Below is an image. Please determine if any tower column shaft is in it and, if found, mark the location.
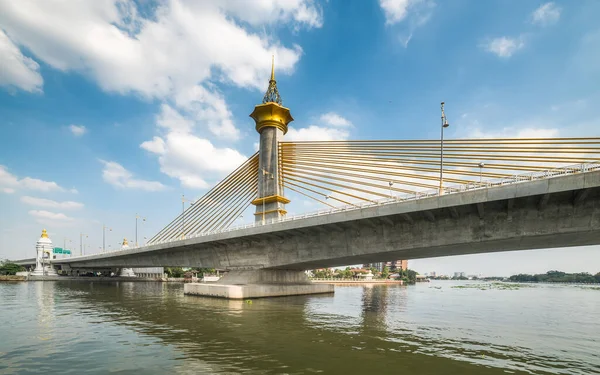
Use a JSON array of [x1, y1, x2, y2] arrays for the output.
[[256, 127, 285, 222]]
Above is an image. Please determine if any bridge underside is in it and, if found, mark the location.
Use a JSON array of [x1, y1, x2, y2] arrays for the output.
[[53, 171, 600, 271]]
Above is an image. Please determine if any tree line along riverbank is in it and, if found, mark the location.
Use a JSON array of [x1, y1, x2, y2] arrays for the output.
[[508, 270, 600, 283]]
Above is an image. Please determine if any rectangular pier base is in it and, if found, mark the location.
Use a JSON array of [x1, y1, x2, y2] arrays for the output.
[[184, 269, 334, 299]]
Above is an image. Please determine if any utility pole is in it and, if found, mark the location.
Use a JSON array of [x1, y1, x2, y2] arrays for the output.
[[102, 224, 112, 252], [80, 233, 87, 256], [181, 195, 195, 239], [439, 102, 450, 195], [135, 213, 146, 247]]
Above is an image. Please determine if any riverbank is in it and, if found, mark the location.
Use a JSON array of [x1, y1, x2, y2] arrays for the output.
[[7, 275, 190, 282], [311, 279, 403, 285], [0, 275, 27, 282]]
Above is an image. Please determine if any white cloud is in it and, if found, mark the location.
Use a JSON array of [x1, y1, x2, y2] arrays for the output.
[[69, 124, 87, 136], [481, 36, 524, 58], [219, 0, 323, 28], [0, 29, 43, 93], [379, 0, 414, 24], [0, 0, 316, 97], [532, 2, 561, 26], [0, 165, 72, 193], [379, 0, 435, 47], [173, 85, 239, 140], [141, 107, 248, 189], [20, 196, 84, 210], [28, 210, 74, 224], [286, 125, 350, 142], [319, 112, 352, 127], [99, 160, 167, 191]]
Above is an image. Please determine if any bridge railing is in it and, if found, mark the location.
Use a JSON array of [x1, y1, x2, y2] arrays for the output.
[[89, 162, 600, 254]]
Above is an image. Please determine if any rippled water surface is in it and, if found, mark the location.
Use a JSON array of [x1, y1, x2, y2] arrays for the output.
[[1, 281, 599, 374]]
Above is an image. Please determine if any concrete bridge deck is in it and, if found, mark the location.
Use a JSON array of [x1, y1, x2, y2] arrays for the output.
[[48, 169, 600, 270]]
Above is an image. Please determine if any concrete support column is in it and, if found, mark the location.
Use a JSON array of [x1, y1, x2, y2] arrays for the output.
[[184, 269, 334, 299], [254, 126, 289, 223]]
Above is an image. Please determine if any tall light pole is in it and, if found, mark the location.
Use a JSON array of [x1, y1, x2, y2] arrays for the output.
[[63, 238, 72, 257], [135, 213, 146, 247], [478, 162, 485, 184], [102, 224, 112, 252], [80, 233, 88, 256], [388, 181, 394, 198], [181, 195, 195, 239], [439, 102, 450, 195]]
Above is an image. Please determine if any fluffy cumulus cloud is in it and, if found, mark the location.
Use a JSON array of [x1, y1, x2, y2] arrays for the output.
[[0, 29, 43, 93], [320, 112, 353, 127], [140, 106, 247, 189], [20, 196, 84, 210], [0, 0, 319, 96], [69, 124, 87, 136], [532, 2, 561, 26], [28, 210, 74, 225], [0, 165, 72, 193], [286, 112, 353, 141], [0, 0, 322, 190], [99, 160, 166, 191], [481, 36, 524, 58], [379, 0, 435, 47]]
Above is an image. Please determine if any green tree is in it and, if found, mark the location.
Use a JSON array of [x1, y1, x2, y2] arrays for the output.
[[165, 267, 185, 278], [381, 266, 390, 279], [0, 262, 25, 275]]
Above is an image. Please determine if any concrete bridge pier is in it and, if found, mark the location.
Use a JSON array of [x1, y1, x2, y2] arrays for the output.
[[184, 269, 334, 299]]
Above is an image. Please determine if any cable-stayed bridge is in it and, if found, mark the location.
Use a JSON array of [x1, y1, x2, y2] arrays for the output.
[[30, 61, 600, 298]]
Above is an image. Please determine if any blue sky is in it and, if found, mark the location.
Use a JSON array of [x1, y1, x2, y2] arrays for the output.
[[1, 0, 599, 275]]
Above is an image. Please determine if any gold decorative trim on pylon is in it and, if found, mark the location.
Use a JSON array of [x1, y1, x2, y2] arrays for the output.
[[251, 195, 291, 206], [250, 103, 294, 135], [253, 208, 288, 216]]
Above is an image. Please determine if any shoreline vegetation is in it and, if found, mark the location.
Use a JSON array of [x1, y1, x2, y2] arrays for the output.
[[508, 270, 600, 284]]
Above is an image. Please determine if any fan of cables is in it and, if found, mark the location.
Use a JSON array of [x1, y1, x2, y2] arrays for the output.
[[279, 138, 600, 207], [147, 153, 258, 244]]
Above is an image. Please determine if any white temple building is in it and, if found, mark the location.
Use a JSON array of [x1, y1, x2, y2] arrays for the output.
[[30, 229, 58, 276]]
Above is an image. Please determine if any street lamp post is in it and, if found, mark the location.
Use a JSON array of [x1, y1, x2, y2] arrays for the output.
[[439, 102, 450, 195], [388, 181, 394, 198], [478, 162, 485, 184], [181, 195, 195, 239], [102, 224, 112, 252], [80, 233, 88, 256], [63, 238, 72, 257], [135, 213, 146, 247]]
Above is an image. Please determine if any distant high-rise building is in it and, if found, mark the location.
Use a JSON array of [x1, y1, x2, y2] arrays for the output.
[[364, 260, 408, 273], [430, 271, 437, 277], [364, 262, 384, 272], [453, 272, 466, 278]]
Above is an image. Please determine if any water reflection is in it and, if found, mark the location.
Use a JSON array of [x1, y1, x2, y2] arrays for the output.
[[1, 281, 599, 375]]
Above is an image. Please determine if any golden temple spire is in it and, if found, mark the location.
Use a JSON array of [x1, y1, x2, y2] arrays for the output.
[[41, 229, 48, 238], [123, 238, 128, 246], [262, 55, 282, 105], [270, 55, 275, 82]]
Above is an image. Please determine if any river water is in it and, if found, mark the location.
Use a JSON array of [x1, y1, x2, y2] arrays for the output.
[[0, 280, 598, 375]]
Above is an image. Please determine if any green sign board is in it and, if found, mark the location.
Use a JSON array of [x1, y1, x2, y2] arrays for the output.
[[53, 248, 71, 255]]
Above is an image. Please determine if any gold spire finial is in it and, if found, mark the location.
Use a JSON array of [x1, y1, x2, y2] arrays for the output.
[[123, 238, 128, 246], [41, 229, 48, 238], [262, 56, 282, 105], [270, 55, 275, 82]]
